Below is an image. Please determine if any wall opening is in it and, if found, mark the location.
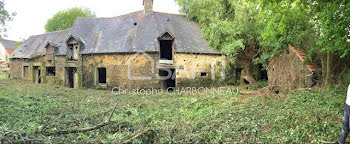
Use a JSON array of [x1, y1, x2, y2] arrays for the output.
[[259, 64, 268, 80], [98, 67, 107, 84], [46, 67, 56, 76], [159, 68, 176, 91], [66, 67, 76, 88], [23, 66, 29, 79], [46, 45, 55, 63], [200, 72, 208, 77], [33, 66, 41, 84], [67, 38, 80, 61], [235, 67, 243, 84], [68, 44, 79, 61], [160, 40, 173, 60]]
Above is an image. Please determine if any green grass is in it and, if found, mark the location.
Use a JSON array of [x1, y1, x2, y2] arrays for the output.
[[0, 72, 8, 79], [0, 79, 346, 143]]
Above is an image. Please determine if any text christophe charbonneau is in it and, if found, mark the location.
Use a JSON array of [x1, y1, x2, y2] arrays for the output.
[[112, 87, 239, 96]]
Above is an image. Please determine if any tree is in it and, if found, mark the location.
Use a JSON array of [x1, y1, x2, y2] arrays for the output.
[[45, 7, 95, 32], [311, 1, 350, 85], [177, 0, 350, 85], [176, 0, 265, 83], [256, 0, 317, 66], [176, 0, 261, 63], [0, 0, 16, 38]]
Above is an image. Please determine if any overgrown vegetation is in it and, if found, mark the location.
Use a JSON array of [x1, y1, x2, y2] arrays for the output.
[[0, 79, 346, 143], [176, 0, 350, 85], [0, 0, 16, 38], [0, 72, 8, 79]]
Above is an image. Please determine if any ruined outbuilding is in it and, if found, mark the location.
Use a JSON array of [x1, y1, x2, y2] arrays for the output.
[[9, 0, 226, 89], [267, 45, 317, 90]]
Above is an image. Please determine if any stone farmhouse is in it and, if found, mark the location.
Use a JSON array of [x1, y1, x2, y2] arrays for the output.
[[9, 0, 226, 89]]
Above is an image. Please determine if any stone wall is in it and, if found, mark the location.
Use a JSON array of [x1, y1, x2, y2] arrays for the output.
[[9, 58, 24, 79], [82, 53, 160, 89], [9, 56, 66, 85], [173, 53, 226, 87], [9, 52, 226, 89]]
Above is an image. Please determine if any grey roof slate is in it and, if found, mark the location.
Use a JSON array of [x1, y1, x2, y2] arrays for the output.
[[12, 11, 220, 59], [11, 29, 71, 59], [0, 39, 17, 50]]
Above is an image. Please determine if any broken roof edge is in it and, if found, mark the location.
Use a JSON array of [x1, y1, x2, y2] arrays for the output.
[[288, 45, 317, 72]]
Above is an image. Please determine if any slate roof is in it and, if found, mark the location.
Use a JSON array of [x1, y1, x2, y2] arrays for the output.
[[11, 29, 71, 59], [0, 39, 17, 50], [12, 11, 220, 59]]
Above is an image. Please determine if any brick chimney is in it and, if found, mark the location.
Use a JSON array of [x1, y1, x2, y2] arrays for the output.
[[143, 0, 153, 15]]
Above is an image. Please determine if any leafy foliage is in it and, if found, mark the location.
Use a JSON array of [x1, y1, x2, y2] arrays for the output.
[[256, 0, 317, 65], [313, 1, 350, 57], [0, 0, 16, 38], [176, 0, 350, 67], [15, 41, 22, 47], [176, 0, 262, 62], [45, 7, 95, 32]]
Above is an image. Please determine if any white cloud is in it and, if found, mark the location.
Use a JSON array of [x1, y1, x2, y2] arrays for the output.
[[4, 0, 180, 40]]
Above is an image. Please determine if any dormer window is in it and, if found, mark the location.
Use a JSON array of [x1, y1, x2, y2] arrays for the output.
[[66, 36, 83, 61], [45, 43, 58, 64], [158, 31, 174, 65]]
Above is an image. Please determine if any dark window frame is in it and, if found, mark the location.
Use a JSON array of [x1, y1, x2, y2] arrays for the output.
[[46, 67, 56, 76]]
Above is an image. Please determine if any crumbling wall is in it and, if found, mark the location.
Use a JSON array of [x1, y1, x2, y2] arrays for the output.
[[9, 58, 24, 79], [267, 51, 313, 89], [9, 56, 66, 85]]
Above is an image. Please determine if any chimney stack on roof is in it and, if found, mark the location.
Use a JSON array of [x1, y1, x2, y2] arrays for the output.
[[143, 0, 153, 15]]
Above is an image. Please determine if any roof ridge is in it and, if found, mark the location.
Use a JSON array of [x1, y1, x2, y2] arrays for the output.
[[76, 10, 184, 21], [78, 10, 143, 20], [30, 28, 72, 37], [153, 11, 184, 16]]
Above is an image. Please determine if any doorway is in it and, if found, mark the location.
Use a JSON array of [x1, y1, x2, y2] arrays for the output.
[[97, 67, 107, 84], [33, 66, 41, 84], [66, 67, 76, 88], [159, 68, 176, 91]]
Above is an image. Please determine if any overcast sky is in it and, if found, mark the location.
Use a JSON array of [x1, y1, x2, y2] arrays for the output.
[[4, 0, 181, 41]]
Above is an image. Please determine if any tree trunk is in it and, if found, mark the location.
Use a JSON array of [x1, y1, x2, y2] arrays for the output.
[[324, 52, 332, 86], [321, 53, 326, 84]]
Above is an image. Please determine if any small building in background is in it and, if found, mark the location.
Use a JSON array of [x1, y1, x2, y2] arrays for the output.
[[0, 39, 17, 73], [267, 45, 317, 90]]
